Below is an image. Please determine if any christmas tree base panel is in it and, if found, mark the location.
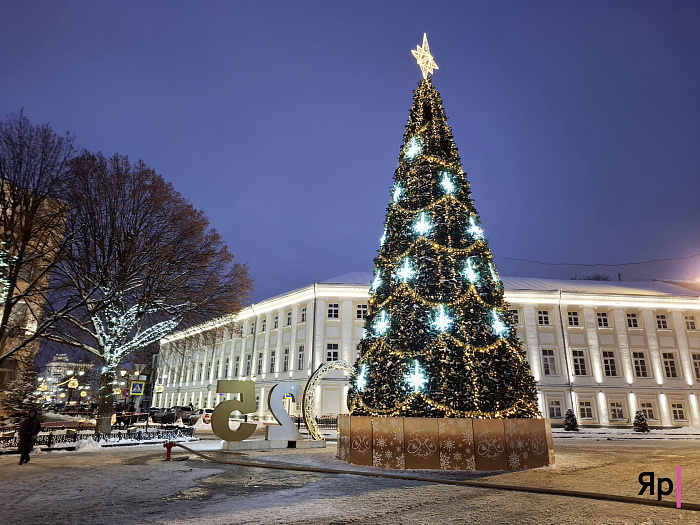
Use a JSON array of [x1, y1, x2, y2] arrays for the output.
[[337, 415, 554, 471]]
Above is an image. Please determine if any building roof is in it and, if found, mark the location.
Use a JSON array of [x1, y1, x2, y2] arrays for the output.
[[320, 273, 699, 298]]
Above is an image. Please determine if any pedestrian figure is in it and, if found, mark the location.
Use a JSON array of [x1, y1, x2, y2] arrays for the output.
[[18, 409, 41, 465]]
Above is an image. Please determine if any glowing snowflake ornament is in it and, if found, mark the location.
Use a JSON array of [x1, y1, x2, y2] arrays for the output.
[[404, 136, 421, 159], [356, 364, 368, 391], [373, 310, 390, 336], [395, 258, 415, 283], [432, 305, 453, 332], [491, 309, 509, 337], [462, 257, 479, 284], [467, 217, 483, 239], [405, 360, 428, 393], [393, 186, 404, 203], [440, 172, 455, 194], [412, 212, 432, 236]]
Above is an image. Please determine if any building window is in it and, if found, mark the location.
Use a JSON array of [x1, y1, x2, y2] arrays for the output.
[[627, 313, 639, 328], [245, 354, 252, 376], [283, 348, 290, 372], [541, 348, 556, 375], [548, 400, 562, 418], [268, 351, 276, 374], [207, 361, 212, 380], [257, 353, 263, 375], [300, 307, 306, 323], [597, 312, 609, 328], [214, 360, 220, 379], [261, 319, 266, 332], [662, 352, 678, 378], [224, 358, 229, 377], [568, 311, 579, 327], [671, 403, 686, 421], [602, 351, 617, 377], [328, 303, 339, 319], [572, 349, 587, 376], [250, 322, 255, 335], [198, 363, 203, 381], [656, 314, 668, 330], [273, 315, 278, 329], [297, 345, 305, 370], [234, 356, 240, 377], [610, 402, 625, 420], [685, 315, 697, 331], [579, 401, 594, 419], [502, 309, 516, 325], [326, 343, 339, 362], [287, 311, 292, 326], [633, 352, 649, 378], [357, 304, 368, 320], [693, 354, 700, 381], [639, 402, 655, 420], [538, 310, 550, 326], [191, 366, 196, 382]]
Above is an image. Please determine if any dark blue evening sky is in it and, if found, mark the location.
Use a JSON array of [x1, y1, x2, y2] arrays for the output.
[[2, 0, 699, 302]]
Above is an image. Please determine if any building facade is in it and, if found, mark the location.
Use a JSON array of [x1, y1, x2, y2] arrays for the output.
[[155, 274, 700, 427]]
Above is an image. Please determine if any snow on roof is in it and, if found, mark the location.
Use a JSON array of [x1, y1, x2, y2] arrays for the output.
[[319, 273, 699, 297]]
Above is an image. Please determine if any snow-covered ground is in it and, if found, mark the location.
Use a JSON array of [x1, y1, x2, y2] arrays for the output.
[[553, 425, 700, 438], [0, 436, 696, 524]]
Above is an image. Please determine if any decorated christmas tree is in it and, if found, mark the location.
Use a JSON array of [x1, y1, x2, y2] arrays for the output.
[[563, 409, 579, 431], [348, 35, 539, 420], [633, 410, 649, 433]]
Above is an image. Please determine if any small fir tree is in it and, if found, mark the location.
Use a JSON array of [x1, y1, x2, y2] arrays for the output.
[[633, 410, 650, 433], [348, 36, 539, 419], [0, 367, 42, 425], [563, 409, 579, 431]]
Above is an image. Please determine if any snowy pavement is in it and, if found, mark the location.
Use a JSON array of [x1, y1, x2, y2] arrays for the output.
[[0, 436, 698, 524]]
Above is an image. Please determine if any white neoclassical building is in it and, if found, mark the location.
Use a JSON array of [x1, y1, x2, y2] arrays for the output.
[[155, 274, 700, 427]]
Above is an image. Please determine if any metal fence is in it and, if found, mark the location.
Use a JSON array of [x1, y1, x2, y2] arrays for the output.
[[292, 415, 338, 430], [0, 427, 195, 451]]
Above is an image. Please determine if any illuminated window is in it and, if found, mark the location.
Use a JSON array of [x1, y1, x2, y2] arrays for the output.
[[602, 351, 617, 377], [656, 314, 668, 330], [627, 313, 639, 328], [328, 303, 339, 319], [662, 352, 678, 378], [671, 403, 686, 421], [609, 402, 625, 420], [326, 343, 339, 362], [568, 311, 579, 327], [597, 312, 609, 328], [579, 401, 594, 419], [541, 348, 556, 375], [685, 315, 697, 331], [538, 310, 550, 326], [357, 304, 368, 320], [297, 346, 305, 370], [548, 400, 562, 418], [640, 402, 655, 420], [572, 349, 587, 376], [509, 309, 519, 324], [633, 352, 649, 378]]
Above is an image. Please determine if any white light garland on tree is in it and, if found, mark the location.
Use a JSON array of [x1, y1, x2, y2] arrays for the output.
[[439, 172, 455, 194], [491, 308, 509, 337], [393, 186, 404, 203], [489, 262, 499, 282], [380, 229, 387, 246], [356, 364, 368, 391], [371, 270, 382, 292], [412, 211, 433, 236], [467, 216, 483, 239], [462, 257, 479, 284], [404, 136, 421, 159], [405, 359, 428, 393], [373, 310, 390, 336], [395, 257, 416, 283], [431, 304, 453, 332]]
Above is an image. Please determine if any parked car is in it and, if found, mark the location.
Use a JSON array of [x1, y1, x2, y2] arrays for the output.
[[152, 406, 192, 424], [188, 408, 214, 425]]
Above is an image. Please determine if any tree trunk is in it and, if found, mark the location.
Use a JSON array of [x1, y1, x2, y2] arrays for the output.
[[96, 371, 115, 434]]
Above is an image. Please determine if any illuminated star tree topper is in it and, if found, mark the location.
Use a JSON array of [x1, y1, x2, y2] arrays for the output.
[[411, 33, 439, 79]]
